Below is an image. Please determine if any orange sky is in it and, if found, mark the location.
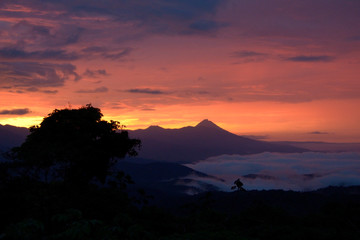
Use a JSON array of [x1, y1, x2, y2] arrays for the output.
[[0, 0, 360, 142]]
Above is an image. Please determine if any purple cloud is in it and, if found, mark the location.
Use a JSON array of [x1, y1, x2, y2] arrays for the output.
[[125, 88, 166, 95], [76, 86, 108, 93], [0, 48, 79, 61], [285, 55, 334, 62], [81, 47, 133, 60], [232, 50, 268, 58], [1, 0, 226, 37], [0, 108, 30, 115], [83, 69, 108, 78], [0, 62, 80, 89], [308, 131, 329, 135]]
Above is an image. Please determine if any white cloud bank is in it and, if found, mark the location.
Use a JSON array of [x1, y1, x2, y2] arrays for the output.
[[185, 152, 360, 191]]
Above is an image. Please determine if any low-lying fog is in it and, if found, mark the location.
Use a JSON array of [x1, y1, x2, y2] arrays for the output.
[[185, 152, 360, 191]]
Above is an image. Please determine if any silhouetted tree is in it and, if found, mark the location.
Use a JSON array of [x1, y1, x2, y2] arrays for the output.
[[231, 178, 245, 191], [12, 104, 140, 185]]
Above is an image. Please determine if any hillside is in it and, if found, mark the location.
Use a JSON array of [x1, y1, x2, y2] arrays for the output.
[[115, 161, 224, 195]]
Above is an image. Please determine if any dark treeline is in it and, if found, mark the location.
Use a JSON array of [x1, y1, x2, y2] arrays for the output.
[[1, 179, 360, 240], [1, 105, 360, 239]]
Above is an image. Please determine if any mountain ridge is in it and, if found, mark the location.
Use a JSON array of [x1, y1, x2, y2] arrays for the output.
[[0, 124, 29, 151], [1, 120, 308, 163], [129, 119, 307, 163]]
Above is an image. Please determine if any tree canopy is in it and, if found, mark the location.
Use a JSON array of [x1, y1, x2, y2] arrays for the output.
[[231, 178, 245, 191], [12, 104, 141, 185]]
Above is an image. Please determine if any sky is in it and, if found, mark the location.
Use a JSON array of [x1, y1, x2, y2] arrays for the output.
[[0, 0, 360, 142]]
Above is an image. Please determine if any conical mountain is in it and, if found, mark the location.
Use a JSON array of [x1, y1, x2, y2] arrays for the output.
[[129, 120, 306, 163], [196, 119, 221, 128]]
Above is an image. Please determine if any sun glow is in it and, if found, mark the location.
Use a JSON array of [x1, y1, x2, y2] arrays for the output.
[[0, 116, 43, 128]]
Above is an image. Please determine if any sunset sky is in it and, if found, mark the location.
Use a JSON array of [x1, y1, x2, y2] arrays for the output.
[[0, 0, 359, 142]]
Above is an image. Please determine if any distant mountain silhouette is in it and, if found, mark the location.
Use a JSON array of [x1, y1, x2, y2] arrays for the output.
[[0, 121, 307, 163], [129, 120, 306, 163], [0, 124, 28, 151]]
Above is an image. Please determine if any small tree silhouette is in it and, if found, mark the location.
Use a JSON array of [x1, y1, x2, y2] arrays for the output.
[[12, 104, 141, 186], [231, 178, 246, 191]]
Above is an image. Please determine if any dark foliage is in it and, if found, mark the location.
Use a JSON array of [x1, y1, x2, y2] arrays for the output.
[[10, 104, 140, 185], [1, 181, 360, 239], [231, 178, 245, 191]]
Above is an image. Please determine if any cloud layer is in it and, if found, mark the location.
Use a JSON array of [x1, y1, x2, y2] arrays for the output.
[[186, 152, 360, 191], [0, 62, 79, 91], [125, 88, 167, 95], [285, 55, 334, 62], [76, 86, 108, 93], [0, 108, 30, 115]]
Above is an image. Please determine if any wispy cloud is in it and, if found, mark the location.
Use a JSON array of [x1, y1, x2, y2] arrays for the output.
[[76, 86, 108, 93], [8, 20, 84, 48], [83, 69, 108, 78], [285, 55, 334, 62], [308, 131, 328, 135], [232, 50, 268, 58], [102, 48, 133, 60], [42, 90, 58, 94], [231, 50, 269, 64], [0, 62, 80, 90], [14, 87, 58, 94], [81, 47, 133, 60], [0, 48, 79, 61], [0, 108, 30, 115], [125, 88, 166, 95]]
